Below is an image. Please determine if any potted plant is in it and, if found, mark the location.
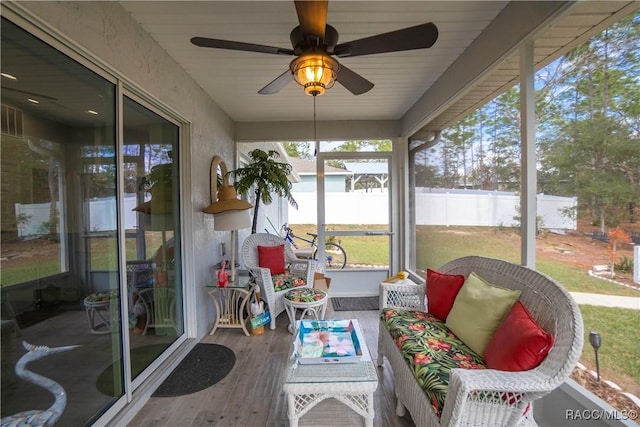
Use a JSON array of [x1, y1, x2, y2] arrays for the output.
[[135, 152, 174, 215], [231, 149, 297, 234]]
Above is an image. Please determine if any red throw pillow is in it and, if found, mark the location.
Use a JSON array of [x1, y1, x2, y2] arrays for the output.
[[257, 244, 286, 275], [483, 301, 555, 371], [426, 269, 465, 321]]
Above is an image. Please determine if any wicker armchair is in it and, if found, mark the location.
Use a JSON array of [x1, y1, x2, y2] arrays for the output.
[[378, 256, 584, 426], [126, 260, 155, 334], [241, 233, 316, 330]]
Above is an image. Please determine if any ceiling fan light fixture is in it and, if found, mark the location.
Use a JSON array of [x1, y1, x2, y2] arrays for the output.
[[191, 2, 438, 97], [290, 53, 339, 96]]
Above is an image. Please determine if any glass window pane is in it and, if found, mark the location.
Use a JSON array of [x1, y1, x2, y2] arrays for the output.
[[322, 157, 390, 271], [1, 17, 120, 424], [410, 111, 522, 276], [123, 96, 182, 380]]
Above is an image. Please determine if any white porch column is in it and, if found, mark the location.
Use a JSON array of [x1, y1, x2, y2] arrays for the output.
[[520, 41, 536, 268]]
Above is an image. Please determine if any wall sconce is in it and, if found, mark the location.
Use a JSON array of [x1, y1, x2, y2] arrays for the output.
[[203, 156, 252, 282]]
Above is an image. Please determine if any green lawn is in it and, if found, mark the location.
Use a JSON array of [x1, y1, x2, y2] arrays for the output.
[[0, 258, 61, 286], [578, 305, 640, 395], [416, 226, 639, 297], [1, 232, 166, 286], [291, 224, 389, 266]]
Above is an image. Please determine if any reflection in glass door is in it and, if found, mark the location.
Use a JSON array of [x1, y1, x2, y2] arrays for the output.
[[123, 96, 183, 389], [0, 17, 184, 425], [0, 17, 121, 425]]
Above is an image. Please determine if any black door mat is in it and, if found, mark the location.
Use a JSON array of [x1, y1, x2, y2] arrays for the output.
[[152, 343, 235, 397], [97, 343, 235, 397], [331, 296, 379, 311]]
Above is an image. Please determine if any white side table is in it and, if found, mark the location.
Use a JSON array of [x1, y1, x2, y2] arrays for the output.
[[207, 272, 254, 336], [83, 291, 118, 334], [283, 288, 328, 334]]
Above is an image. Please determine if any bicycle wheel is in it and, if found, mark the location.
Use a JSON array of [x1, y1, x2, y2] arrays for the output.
[[314, 242, 347, 269]]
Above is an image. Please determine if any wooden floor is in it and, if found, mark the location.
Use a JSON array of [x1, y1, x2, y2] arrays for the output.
[[129, 304, 416, 426]]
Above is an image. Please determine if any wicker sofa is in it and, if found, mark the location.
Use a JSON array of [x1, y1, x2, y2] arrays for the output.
[[378, 256, 584, 426]]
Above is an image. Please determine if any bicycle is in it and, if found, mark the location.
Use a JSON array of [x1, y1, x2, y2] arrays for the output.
[[281, 223, 347, 269]]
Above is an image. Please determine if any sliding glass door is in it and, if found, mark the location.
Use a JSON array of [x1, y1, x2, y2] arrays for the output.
[[123, 96, 183, 389], [0, 17, 183, 424]]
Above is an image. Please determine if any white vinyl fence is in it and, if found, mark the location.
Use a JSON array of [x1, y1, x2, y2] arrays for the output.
[[288, 189, 576, 229], [15, 190, 576, 238], [15, 194, 139, 237]]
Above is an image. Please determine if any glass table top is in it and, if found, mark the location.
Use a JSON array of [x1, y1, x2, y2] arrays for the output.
[[284, 359, 378, 384], [205, 271, 253, 289]]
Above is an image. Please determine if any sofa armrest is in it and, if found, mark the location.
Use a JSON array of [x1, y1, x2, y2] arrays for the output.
[[442, 368, 551, 426], [380, 282, 426, 311]]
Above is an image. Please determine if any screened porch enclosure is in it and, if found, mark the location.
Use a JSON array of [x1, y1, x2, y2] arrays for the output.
[[1, 1, 637, 426]]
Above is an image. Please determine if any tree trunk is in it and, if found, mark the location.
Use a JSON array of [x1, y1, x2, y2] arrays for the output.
[[47, 156, 58, 237], [251, 188, 261, 234]]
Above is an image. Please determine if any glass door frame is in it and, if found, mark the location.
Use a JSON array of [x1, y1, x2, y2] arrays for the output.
[[117, 87, 189, 399], [315, 149, 396, 273]]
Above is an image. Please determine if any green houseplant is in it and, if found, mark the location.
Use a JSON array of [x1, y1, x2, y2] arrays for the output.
[[231, 149, 297, 234], [135, 152, 175, 215]]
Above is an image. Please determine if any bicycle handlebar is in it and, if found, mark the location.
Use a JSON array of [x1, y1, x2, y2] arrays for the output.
[[282, 223, 320, 241], [281, 223, 296, 240]]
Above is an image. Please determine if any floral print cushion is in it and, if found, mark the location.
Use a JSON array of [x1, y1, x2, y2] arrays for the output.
[[381, 308, 486, 418], [272, 273, 307, 292], [284, 288, 327, 302], [84, 289, 119, 303]]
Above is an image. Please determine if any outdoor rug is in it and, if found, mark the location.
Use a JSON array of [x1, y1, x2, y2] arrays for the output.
[[331, 296, 379, 311], [96, 343, 235, 397], [152, 343, 235, 397]]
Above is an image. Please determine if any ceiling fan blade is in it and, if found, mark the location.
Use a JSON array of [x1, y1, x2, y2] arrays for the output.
[[294, 0, 328, 40], [258, 70, 293, 95], [336, 64, 374, 95], [334, 22, 438, 58], [191, 37, 294, 56]]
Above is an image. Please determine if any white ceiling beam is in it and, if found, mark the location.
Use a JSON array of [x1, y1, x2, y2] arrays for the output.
[[235, 120, 399, 142]]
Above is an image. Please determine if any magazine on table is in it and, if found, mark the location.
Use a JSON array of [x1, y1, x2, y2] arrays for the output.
[[292, 319, 363, 364]]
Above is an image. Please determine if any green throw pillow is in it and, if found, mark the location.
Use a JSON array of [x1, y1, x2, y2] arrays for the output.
[[445, 272, 521, 356]]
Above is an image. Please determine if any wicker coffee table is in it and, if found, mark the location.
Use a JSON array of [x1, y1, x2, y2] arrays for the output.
[[282, 319, 378, 426]]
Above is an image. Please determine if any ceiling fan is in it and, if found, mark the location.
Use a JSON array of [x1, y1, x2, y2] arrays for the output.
[[191, 0, 438, 96]]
